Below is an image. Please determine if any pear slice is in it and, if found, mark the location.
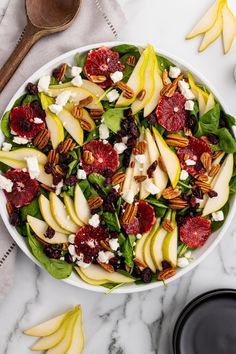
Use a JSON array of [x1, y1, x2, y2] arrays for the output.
[[64, 193, 84, 227], [49, 80, 105, 100], [76, 264, 135, 285], [0, 148, 47, 164], [39, 194, 69, 234], [199, 3, 224, 52], [203, 93, 215, 115], [222, 3, 236, 54], [143, 218, 161, 273], [203, 154, 233, 216], [49, 192, 79, 233], [131, 45, 155, 115], [57, 109, 83, 146], [145, 128, 168, 195], [186, 0, 224, 39], [152, 127, 180, 188], [65, 105, 96, 132], [162, 212, 178, 267], [74, 184, 91, 224], [139, 136, 153, 200], [150, 210, 171, 270], [76, 267, 106, 286], [122, 156, 135, 195], [47, 86, 104, 110], [45, 111, 64, 149], [134, 232, 150, 263], [130, 155, 141, 197], [116, 47, 149, 107], [31, 310, 75, 351], [187, 72, 208, 116], [27, 216, 68, 244], [144, 45, 163, 117], [24, 312, 67, 337], [66, 306, 84, 354]]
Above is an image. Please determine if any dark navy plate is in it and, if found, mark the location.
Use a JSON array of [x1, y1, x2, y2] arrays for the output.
[[173, 289, 236, 354]]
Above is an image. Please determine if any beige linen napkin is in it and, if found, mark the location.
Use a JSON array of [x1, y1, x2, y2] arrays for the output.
[[0, 0, 126, 302]]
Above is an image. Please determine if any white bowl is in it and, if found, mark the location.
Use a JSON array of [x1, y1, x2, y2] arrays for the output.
[[1, 42, 235, 293]]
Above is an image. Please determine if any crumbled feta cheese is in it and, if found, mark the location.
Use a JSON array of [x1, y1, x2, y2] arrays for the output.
[[38, 75, 50, 92], [60, 256, 65, 261], [33, 117, 43, 125], [68, 234, 76, 244], [49, 104, 63, 115], [109, 238, 119, 251], [106, 89, 120, 102], [88, 214, 100, 227], [77, 259, 91, 268], [13, 136, 29, 145], [55, 180, 64, 196], [102, 140, 108, 144], [77, 169, 86, 180], [99, 123, 109, 140], [180, 170, 189, 181], [136, 234, 142, 240], [145, 181, 160, 195], [122, 190, 134, 204], [11, 129, 17, 135], [178, 80, 189, 92], [185, 159, 196, 166], [169, 66, 181, 79], [113, 184, 120, 192], [22, 168, 27, 172], [184, 251, 192, 259], [135, 154, 146, 164], [68, 244, 76, 256], [184, 100, 195, 111], [122, 136, 128, 144], [184, 89, 195, 100], [98, 251, 114, 264], [114, 142, 127, 154], [1, 142, 12, 151], [110, 71, 123, 83], [177, 257, 189, 268], [55, 90, 71, 106], [71, 66, 82, 77], [212, 211, 224, 222], [117, 250, 122, 256], [24, 157, 40, 179], [71, 75, 83, 87], [0, 175, 13, 192]]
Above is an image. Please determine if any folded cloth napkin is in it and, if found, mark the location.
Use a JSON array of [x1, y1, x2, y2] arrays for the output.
[[0, 0, 126, 302]]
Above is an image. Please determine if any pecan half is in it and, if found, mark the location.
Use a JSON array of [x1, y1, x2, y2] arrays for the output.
[[97, 259, 114, 273], [6, 201, 14, 216], [72, 105, 83, 119], [169, 198, 188, 209], [133, 257, 147, 269], [212, 151, 222, 159], [200, 136, 210, 144], [162, 219, 174, 232], [78, 96, 93, 108], [121, 203, 138, 224], [194, 173, 209, 182], [79, 119, 92, 131], [160, 74, 184, 97], [88, 196, 103, 209], [90, 109, 104, 118], [200, 152, 212, 172], [112, 171, 126, 186], [162, 187, 181, 200], [209, 163, 220, 177], [40, 184, 56, 192], [134, 175, 147, 183], [194, 180, 212, 193], [90, 75, 107, 83], [52, 164, 65, 176], [165, 134, 189, 148], [34, 129, 50, 150], [162, 69, 171, 85], [136, 140, 147, 154], [83, 150, 94, 164], [157, 267, 176, 281], [137, 89, 146, 101], [48, 149, 59, 164], [100, 240, 112, 252], [53, 63, 67, 81], [126, 55, 136, 66], [115, 81, 134, 99], [58, 138, 76, 154]]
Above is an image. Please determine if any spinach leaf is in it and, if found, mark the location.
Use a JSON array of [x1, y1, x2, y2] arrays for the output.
[[88, 172, 111, 195], [16, 224, 28, 237], [13, 94, 27, 108], [39, 93, 54, 110], [0, 162, 10, 173], [22, 95, 39, 105], [78, 180, 92, 199], [230, 175, 236, 194], [27, 224, 72, 279], [102, 108, 127, 133], [50, 76, 59, 85], [120, 51, 141, 82], [211, 202, 230, 232], [66, 185, 75, 198], [111, 44, 139, 54], [217, 128, 236, 153], [195, 104, 220, 137], [21, 199, 41, 222], [155, 206, 167, 218], [121, 234, 136, 269], [118, 233, 126, 247], [145, 198, 168, 208], [221, 112, 236, 129], [1, 111, 11, 138], [67, 160, 78, 177], [191, 102, 199, 119], [75, 52, 87, 76], [157, 55, 174, 72], [103, 212, 120, 231], [85, 128, 99, 143]]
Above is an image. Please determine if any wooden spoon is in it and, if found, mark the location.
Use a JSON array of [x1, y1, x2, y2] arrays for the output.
[[0, 0, 81, 93]]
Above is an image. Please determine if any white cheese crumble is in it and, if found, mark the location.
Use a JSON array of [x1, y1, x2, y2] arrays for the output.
[[34, 117, 43, 124], [135, 154, 146, 164], [169, 66, 181, 79], [38, 75, 50, 93], [0, 175, 13, 192], [1, 142, 12, 151], [98, 251, 114, 264], [55, 90, 71, 106], [68, 234, 76, 244], [110, 71, 123, 83], [76, 259, 91, 268], [177, 257, 189, 268], [184, 251, 192, 259], [99, 123, 109, 140], [178, 80, 195, 100], [77, 169, 87, 180], [13, 136, 29, 145], [185, 100, 195, 111], [113, 184, 120, 192], [22, 168, 27, 172], [88, 214, 100, 227], [11, 129, 17, 135], [71, 75, 83, 87], [185, 159, 196, 166], [106, 89, 120, 102], [122, 190, 134, 204], [184, 89, 195, 100], [180, 170, 189, 181], [145, 181, 160, 195], [55, 180, 64, 196], [71, 66, 82, 77], [49, 104, 63, 115], [24, 157, 40, 179], [212, 211, 224, 222], [109, 238, 119, 251], [136, 234, 142, 240], [122, 136, 128, 144], [114, 142, 127, 154]]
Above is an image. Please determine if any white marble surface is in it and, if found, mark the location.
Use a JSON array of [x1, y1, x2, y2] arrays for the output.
[[1, 0, 236, 353]]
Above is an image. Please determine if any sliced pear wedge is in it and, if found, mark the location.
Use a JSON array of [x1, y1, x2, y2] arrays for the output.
[[49, 80, 105, 98], [57, 109, 83, 146], [222, 3, 236, 54], [134, 232, 150, 263], [24, 312, 67, 337], [0, 148, 47, 164], [162, 212, 178, 268], [45, 111, 64, 149], [203, 93, 215, 115], [74, 184, 91, 224], [75, 267, 106, 286], [64, 193, 84, 227], [66, 305, 84, 354], [143, 218, 161, 273], [187, 72, 208, 116], [122, 156, 135, 195], [27, 216, 68, 244]]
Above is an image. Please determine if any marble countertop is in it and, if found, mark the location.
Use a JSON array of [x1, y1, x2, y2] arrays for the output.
[[1, 0, 236, 353]]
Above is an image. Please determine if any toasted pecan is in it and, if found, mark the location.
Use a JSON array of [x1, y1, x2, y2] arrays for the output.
[[200, 152, 212, 172], [162, 187, 181, 200], [97, 259, 114, 273], [209, 164, 220, 177], [48, 149, 59, 164], [165, 134, 189, 148], [115, 81, 134, 99], [88, 196, 103, 210], [126, 55, 136, 66], [78, 96, 93, 108], [121, 203, 138, 224], [33, 129, 50, 150], [134, 175, 147, 183], [133, 257, 147, 269], [83, 150, 94, 164], [158, 267, 176, 281], [90, 75, 107, 83], [169, 197, 188, 209], [112, 171, 126, 186], [162, 219, 174, 232]]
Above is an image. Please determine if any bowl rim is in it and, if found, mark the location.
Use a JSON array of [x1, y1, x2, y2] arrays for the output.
[[1, 41, 235, 294]]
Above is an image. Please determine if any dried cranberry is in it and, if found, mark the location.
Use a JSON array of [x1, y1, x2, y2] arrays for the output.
[[60, 153, 73, 164], [44, 162, 53, 174], [115, 132, 123, 142], [208, 190, 218, 198], [123, 147, 132, 168], [141, 268, 153, 283], [83, 254, 93, 264], [9, 211, 20, 226], [51, 250, 61, 259], [44, 246, 53, 258], [53, 174, 63, 185], [26, 82, 38, 95], [65, 252, 74, 264], [30, 101, 45, 119], [44, 226, 55, 239], [147, 160, 157, 178], [65, 176, 78, 186], [52, 67, 61, 80], [129, 119, 140, 138], [103, 168, 113, 178], [161, 260, 171, 270], [147, 113, 157, 125], [195, 161, 204, 172], [190, 197, 197, 208], [176, 215, 186, 226], [186, 116, 196, 129], [207, 133, 219, 145], [104, 177, 112, 186], [192, 187, 203, 199], [109, 257, 120, 270], [183, 193, 191, 201], [120, 119, 129, 131], [127, 137, 137, 148], [132, 265, 142, 277]]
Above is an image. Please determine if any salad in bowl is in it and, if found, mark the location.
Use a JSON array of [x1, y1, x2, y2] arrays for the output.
[[0, 43, 236, 292]]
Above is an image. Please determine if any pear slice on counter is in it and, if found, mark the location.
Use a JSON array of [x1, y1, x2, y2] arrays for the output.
[[66, 306, 84, 354], [24, 312, 67, 337], [222, 3, 236, 53], [27, 216, 68, 244]]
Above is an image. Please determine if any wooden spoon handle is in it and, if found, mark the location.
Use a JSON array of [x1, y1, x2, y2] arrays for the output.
[[0, 23, 42, 93]]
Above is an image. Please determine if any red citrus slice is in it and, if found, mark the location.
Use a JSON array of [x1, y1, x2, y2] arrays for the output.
[[4, 169, 39, 208], [84, 47, 125, 88], [10, 104, 45, 139], [74, 225, 108, 263], [121, 200, 156, 235], [82, 141, 119, 175], [177, 136, 211, 174], [156, 93, 188, 131], [180, 216, 211, 248]]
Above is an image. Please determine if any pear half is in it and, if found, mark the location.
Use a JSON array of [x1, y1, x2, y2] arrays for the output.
[[24, 312, 67, 337], [66, 305, 84, 354], [27, 216, 68, 244], [222, 3, 236, 54], [57, 109, 84, 146], [45, 111, 64, 149]]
